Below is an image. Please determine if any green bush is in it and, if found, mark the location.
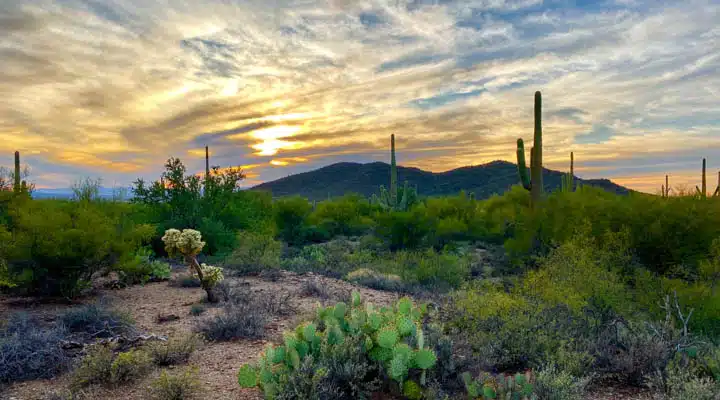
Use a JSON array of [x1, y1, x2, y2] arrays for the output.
[[147, 334, 202, 366], [70, 344, 115, 388], [377, 249, 470, 291], [2, 200, 154, 297], [374, 208, 433, 250], [308, 194, 374, 237], [117, 248, 171, 285], [110, 349, 152, 383], [149, 367, 201, 400], [274, 196, 314, 245], [238, 293, 443, 399], [223, 231, 281, 274]]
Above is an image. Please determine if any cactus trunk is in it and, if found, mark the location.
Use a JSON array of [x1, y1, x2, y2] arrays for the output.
[[666, 175, 669, 198], [205, 146, 210, 196], [13, 151, 20, 193], [516, 139, 530, 190], [390, 134, 397, 207], [530, 91, 543, 206], [702, 158, 707, 198]]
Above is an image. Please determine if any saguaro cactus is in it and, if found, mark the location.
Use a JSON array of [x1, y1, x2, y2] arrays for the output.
[[516, 91, 544, 206], [696, 158, 707, 198], [390, 134, 397, 206], [714, 171, 720, 197], [13, 151, 20, 193], [561, 152, 574, 193], [662, 175, 671, 198]]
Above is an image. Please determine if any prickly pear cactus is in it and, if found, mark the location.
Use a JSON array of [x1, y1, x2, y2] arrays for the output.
[[237, 292, 437, 398]]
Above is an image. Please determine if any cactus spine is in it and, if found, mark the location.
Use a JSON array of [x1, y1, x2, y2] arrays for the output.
[[516, 91, 544, 206], [13, 151, 20, 193], [696, 158, 707, 198]]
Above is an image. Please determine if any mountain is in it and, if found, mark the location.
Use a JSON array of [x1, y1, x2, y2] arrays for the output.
[[251, 160, 632, 200]]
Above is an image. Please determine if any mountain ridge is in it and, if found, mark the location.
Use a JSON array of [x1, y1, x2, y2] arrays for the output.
[[251, 160, 632, 200]]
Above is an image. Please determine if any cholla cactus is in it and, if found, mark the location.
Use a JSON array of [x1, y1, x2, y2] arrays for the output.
[[162, 228, 223, 302]]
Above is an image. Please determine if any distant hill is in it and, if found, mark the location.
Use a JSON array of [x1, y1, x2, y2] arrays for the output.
[[32, 187, 128, 200], [251, 160, 632, 200]]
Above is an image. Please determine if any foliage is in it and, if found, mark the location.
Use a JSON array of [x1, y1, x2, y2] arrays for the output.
[[110, 349, 153, 383], [1, 199, 154, 297], [533, 365, 589, 400], [148, 367, 202, 400], [147, 334, 202, 366], [60, 302, 135, 340], [377, 249, 470, 291], [238, 292, 441, 399], [308, 194, 374, 237], [345, 269, 407, 293], [70, 344, 116, 388], [0, 313, 71, 385], [189, 304, 206, 316], [223, 231, 281, 274], [117, 248, 171, 285], [462, 370, 537, 400], [196, 303, 268, 341], [71, 177, 103, 202], [273, 196, 322, 245]]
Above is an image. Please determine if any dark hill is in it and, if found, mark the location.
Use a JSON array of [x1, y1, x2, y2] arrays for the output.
[[251, 160, 632, 200]]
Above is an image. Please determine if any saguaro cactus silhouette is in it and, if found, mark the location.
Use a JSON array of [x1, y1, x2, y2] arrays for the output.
[[13, 151, 20, 193], [696, 158, 707, 198], [516, 91, 544, 206]]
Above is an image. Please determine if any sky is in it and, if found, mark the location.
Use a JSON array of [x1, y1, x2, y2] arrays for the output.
[[0, 0, 718, 194]]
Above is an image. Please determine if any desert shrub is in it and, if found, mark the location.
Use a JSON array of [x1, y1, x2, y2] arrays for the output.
[[60, 302, 135, 340], [117, 248, 171, 285], [308, 194, 375, 237], [238, 293, 445, 399], [147, 333, 202, 366], [345, 268, 407, 292], [647, 358, 720, 400], [374, 208, 433, 250], [169, 274, 201, 288], [274, 196, 315, 245], [282, 240, 373, 278], [299, 278, 334, 299], [196, 303, 267, 341], [2, 199, 154, 297], [70, 344, 115, 388], [534, 365, 589, 400], [148, 366, 201, 400], [223, 231, 281, 274], [255, 291, 296, 316], [110, 349, 153, 383], [0, 313, 71, 385], [189, 304, 206, 316], [214, 280, 252, 304], [377, 249, 470, 291]]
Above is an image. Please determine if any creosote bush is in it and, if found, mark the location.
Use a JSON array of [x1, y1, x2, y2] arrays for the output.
[[196, 302, 268, 341]]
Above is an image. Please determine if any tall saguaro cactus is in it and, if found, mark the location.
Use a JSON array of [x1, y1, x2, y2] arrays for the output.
[[13, 151, 20, 193], [662, 175, 670, 198], [390, 134, 397, 206], [561, 152, 574, 193], [372, 134, 417, 211], [516, 91, 544, 206], [715, 171, 720, 197]]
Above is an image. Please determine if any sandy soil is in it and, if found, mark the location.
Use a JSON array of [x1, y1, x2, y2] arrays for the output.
[[0, 271, 651, 400], [0, 271, 399, 400]]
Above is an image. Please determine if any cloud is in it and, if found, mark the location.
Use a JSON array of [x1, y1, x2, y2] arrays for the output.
[[0, 0, 718, 193]]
